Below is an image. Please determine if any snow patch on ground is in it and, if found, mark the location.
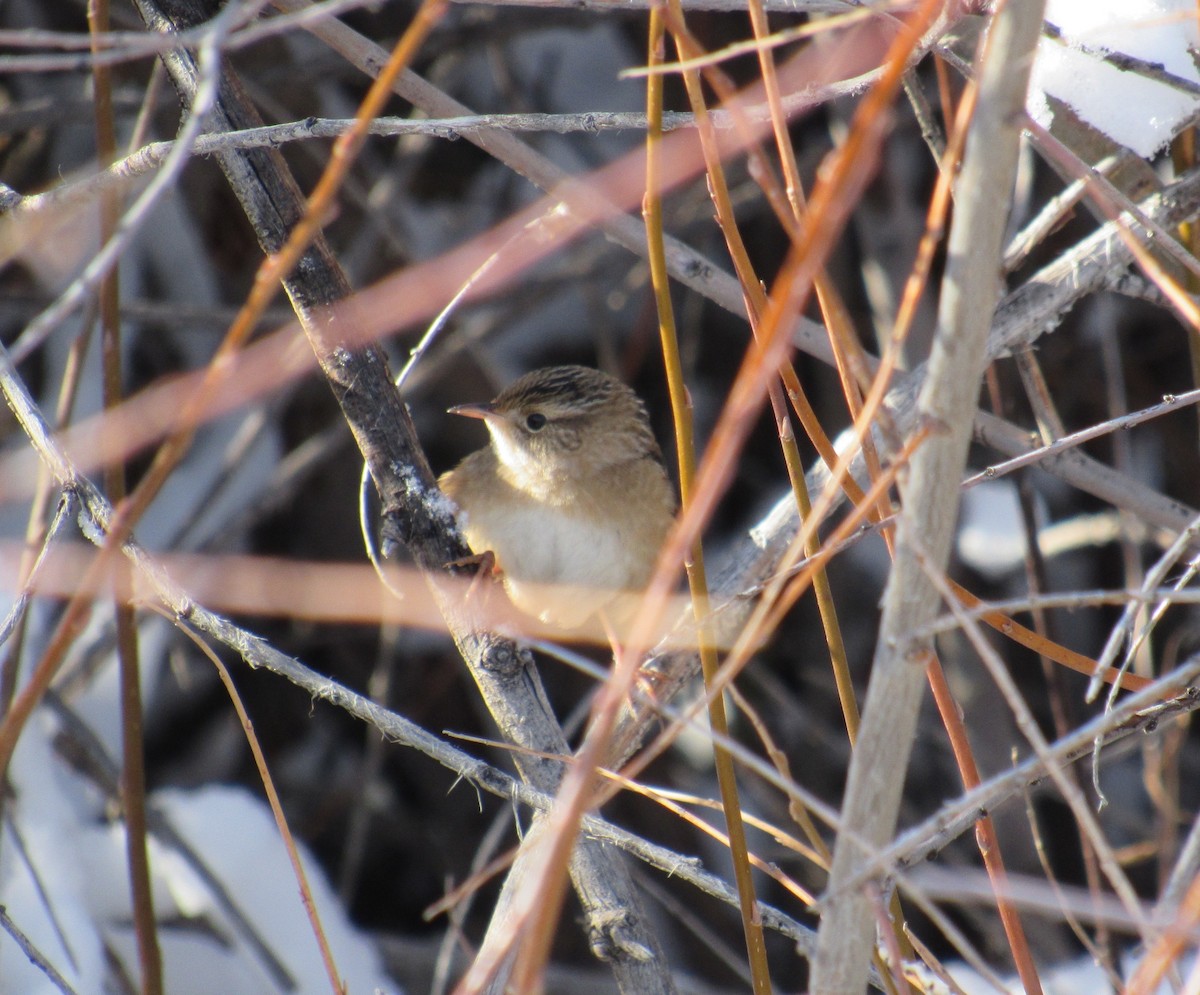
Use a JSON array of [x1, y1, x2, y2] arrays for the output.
[[0, 714, 397, 994]]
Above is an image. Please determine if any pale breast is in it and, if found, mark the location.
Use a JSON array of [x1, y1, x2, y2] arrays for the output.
[[463, 500, 644, 627], [441, 448, 674, 629]]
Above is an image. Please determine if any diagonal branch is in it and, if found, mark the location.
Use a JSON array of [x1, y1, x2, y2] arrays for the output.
[[127, 0, 675, 990]]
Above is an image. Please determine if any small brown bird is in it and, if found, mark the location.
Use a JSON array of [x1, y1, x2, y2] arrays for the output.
[[438, 366, 677, 630]]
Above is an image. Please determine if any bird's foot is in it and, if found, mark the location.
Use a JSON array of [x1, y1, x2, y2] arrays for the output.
[[632, 664, 670, 707], [444, 549, 498, 577], [446, 550, 506, 623]]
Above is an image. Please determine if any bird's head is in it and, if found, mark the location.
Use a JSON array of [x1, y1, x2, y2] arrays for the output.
[[448, 365, 662, 492]]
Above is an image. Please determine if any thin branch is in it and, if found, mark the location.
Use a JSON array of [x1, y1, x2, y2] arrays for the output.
[[87, 0, 163, 983], [1042, 19, 1200, 98], [967, 388, 1200, 489], [906, 866, 1167, 937], [0, 905, 80, 995], [448, 0, 857, 10], [0, 492, 78, 651], [916, 587, 1200, 642], [3, 114, 703, 202], [181, 620, 345, 994], [870, 677, 1200, 886], [44, 692, 296, 990], [651, 2, 771, 988], [1, 0, 238, 366], [972, 408, 1200, 542], [0, 339, 824, 968]]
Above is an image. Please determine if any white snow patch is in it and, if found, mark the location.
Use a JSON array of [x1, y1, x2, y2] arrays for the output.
[[952, 948, 1197, 994], [957, 479, 1029, 579], [1029, 0, 1200, 157], [0, 723, 399, 995]]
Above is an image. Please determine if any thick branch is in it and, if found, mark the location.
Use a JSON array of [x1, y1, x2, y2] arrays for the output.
[[810, 3, 1047, 992], [129, 0, 674, 989]]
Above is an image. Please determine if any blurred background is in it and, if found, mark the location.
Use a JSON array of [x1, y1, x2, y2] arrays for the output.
[[2, 0, 1199, 991]]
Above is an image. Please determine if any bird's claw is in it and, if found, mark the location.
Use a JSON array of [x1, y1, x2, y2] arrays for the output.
[[444, 550, 498, 577]]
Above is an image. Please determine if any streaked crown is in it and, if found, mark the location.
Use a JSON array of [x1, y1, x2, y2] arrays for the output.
[[451, 365, 664, 489]]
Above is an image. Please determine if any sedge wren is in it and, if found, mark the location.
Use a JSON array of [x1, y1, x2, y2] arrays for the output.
[[438, 366, 677, 630]]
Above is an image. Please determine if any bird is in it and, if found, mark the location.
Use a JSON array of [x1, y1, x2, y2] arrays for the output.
[[438, 365, 677, 631]]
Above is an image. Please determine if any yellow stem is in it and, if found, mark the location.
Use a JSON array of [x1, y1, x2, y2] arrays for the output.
[[644, 8, 772, 992]]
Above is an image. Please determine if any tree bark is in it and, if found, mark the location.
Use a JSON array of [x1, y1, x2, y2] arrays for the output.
[[130, 1, 676, 990], [809, 2, 1048, 991]]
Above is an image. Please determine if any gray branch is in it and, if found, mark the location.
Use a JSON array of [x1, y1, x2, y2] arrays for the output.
[[810, 2, 1047, 991], [0, 326, 827, 976], [448, 0, 856, 10], [127, 0, 675, 989], [0, 905, 79, 995]]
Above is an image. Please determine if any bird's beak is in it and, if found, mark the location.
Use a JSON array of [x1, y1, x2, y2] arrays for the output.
[[447, 402, 498, 421]]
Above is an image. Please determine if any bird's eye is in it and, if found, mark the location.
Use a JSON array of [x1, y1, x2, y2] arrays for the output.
[[525, 412, 547, 431]]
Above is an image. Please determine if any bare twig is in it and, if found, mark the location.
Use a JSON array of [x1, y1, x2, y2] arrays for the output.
[[967, 389, 1200, 489], [0, 331, 822, 971], [44, 692, 296, 990], [1042, 19, 1200, 98], [113, 0, 676, 989], [449, 0, 856, 10], [864, 678, 1200, 886], [0, 905, 79, 995], [2, 0, 238, 366]]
